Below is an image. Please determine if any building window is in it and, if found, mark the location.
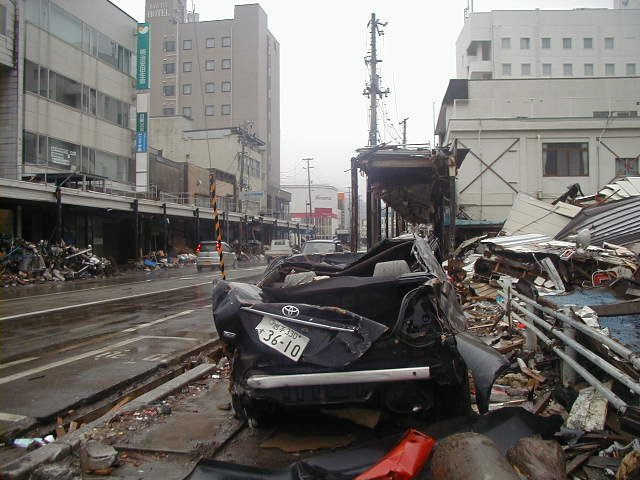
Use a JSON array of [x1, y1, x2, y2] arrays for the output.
[[501, 37, 510, 49], [502, 63, 511, 76], [222, 81, 231, 92], [222, 59, 231, 69], [541, 37, 551, 49], [163, 63, 176, 74], [221, 104, 231, 115], [182, 83, 192, 95], [50, 72, 82, 109], [183, 62, 192, 72], [25, 60, 39, 94], [626, 64, 636, 76], [584, 64, 594, 76], [183, 39, 192, 50], [182, 106, 192, 118], [542, 63, 552, 76], [605, 37, 614, 49], [0, 4, 7, 36], [205, 60, 215, 71], [164, 40, 176, 52], [521, 63, 531, 76], [563, 37, 572, 49], [605, 63, 615, 75], [520, 37, 530, 49], [205, 82, 215, 93], [616, 158, 639, 176], [162, 107, 175, 115], [48, 137, 79, 169], [563, 64, 573, 76], [543, 142, 589, 177], [205, 105, 215, 116], [206, 37, 215, 48], [583, 37, 593, 49], [163, 85, 175, 96], [222, 36, 231, 47]]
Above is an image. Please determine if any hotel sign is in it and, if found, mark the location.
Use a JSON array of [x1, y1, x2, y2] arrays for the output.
[[136, 23, 150, 90]]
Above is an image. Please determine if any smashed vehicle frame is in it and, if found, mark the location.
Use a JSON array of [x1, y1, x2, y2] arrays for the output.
[[212, 235, 508, 427]]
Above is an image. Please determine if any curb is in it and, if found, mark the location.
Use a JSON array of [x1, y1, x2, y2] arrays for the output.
[[0, 363, 220, 479]]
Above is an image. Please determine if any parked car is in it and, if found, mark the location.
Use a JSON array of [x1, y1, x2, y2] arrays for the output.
[[211, 235, 508, 427], [196, 241, 237, 272], [301, 239, 344, 255], [265, 239, 293, 262]]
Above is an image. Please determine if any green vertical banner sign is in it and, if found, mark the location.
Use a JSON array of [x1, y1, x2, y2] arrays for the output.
[[136, 23, 150, 89]]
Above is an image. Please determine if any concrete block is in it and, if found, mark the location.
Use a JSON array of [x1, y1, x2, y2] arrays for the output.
[[0, 443, 71, 480]]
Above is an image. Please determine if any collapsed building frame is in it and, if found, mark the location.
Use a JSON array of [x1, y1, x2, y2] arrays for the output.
[[350, 143, 469, 255]]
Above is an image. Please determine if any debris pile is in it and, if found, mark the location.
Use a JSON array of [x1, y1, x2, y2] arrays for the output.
[[0, 238, 114, 287], [129, 248, 198, 271], [447, 183, 640, 479]]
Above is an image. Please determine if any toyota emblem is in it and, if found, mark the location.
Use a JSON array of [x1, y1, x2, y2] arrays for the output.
[[282, 305, 300, 318]]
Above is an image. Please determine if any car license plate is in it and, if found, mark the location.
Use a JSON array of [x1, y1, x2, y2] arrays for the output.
[[255, 317, 309, 362], [203, 261, 212, 264]]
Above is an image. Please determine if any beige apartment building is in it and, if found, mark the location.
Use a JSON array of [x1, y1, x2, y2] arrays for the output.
[[145, 1, 285, 216], [1, 0, 137, 186]]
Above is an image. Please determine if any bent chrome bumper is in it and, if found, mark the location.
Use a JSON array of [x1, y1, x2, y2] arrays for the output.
[[247, 366, 431, 389]]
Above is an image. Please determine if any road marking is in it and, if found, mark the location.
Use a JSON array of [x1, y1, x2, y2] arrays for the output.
[[0, 265, 263, 304], [121, 310, 194, 333], [0, 267, 265, 322], [0, 412, 28, 422], [0, 335, 195, 385], [0, 356, 39, 370]]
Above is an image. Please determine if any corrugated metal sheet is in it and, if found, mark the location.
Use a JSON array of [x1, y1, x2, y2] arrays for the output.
[[555, 196, 640, 246], [481, 233, 553, 247], [502, 193, 582, 237], [577, 177, 640, 203]]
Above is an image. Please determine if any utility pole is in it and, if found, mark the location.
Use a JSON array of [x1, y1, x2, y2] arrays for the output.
[[364, 13, 389, 147], [363, 13, 388, 247], [400, 117, 409, 145], [303, 158, 313, 234]]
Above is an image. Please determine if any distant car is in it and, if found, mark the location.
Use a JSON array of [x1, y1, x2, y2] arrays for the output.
[[301, 239, 344, 255], [196, 241, 237, 272], [265, 239, 293, 262]]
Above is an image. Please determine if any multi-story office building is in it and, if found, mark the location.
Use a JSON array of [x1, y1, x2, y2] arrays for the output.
[[457, 4, 640, 80], [440, 3, 640, 223], [2, 0, 138, 188], [145, 1, 284, 216]]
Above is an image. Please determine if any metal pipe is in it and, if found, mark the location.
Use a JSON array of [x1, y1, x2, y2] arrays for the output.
[[511, 312, 628, 413], [247, 366, 431, 389], [513, 292, 640, 370], [511, 301, 640, 397]]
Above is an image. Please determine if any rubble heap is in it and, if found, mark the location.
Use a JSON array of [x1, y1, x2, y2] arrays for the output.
[[0, 237, 114, 287]]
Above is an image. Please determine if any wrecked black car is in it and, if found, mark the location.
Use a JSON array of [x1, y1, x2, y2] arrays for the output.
[[211, 235, 508, 427]]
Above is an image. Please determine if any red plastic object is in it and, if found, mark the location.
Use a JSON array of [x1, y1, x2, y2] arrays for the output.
[[355, 429, 436, 480]]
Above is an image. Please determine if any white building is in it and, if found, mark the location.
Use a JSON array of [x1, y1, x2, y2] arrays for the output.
[[441, 3, 640, 223], [437, 76, 640, 222], [457, 6, 640, 80], [282, 184, 338, 239]]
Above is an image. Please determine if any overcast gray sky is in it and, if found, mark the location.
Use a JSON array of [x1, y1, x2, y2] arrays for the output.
[[112, 0, 612, 191]]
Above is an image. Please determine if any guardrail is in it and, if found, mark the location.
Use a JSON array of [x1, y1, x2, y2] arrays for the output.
[[501, 283, 640, 414]]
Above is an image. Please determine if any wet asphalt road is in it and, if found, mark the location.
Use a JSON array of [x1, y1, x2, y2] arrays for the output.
[[0, 265, 265, 432]]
